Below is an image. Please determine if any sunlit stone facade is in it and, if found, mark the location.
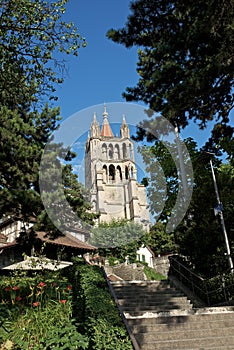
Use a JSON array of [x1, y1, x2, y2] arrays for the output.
[[85, 107, 150, 231]]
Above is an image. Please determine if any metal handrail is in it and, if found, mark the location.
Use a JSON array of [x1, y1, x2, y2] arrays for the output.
[[101, 267, 140, 350], [169, 255, 234, 306]]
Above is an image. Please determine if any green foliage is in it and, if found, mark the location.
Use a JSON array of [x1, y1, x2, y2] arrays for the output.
[[0, 0, 86, 105], [0, 0, 94, 239], [148, 222, 177, 255], [143, 265, 166, 280], [170, 255, 234, 306], [36, 160, 98, 237], [107, 0, 234, 147], [139, 137, 234, 276], [178, 158, 234, 276], [0, 269, 88, 350], [71, 262, 134, 350], [89, 219, 147, 263]]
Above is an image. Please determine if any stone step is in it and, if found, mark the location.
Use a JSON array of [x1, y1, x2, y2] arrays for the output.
[[117, 297, 191, 305], [113, 289, 180, 296], [135, 325, 234, 342], [124, 306, 192, 313], [125, 310, 192, 317], [112, 282, 172, 288], [111, 282, 173, 291], [114, 289, 183, 295], [137, 335, 234, 350], [111, 280, 169, 286], [130, 318, 234, 332], [110, 280, 234, 350], [127, 311, 234, 324]]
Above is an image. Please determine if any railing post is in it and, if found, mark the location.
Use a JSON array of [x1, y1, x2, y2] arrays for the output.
[[190, 270, 195, 295], [222, 275, 227, 303], [205, 282, 210, 306]]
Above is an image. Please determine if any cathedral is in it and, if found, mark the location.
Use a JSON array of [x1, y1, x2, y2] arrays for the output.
[[85, 106, 150, 231]]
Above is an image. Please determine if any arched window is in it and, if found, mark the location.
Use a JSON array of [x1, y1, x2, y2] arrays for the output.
[[103, 165, 107, 183], [109, 144, 114, 159], [125, 165, 129, 180], [102, 144, 107, 159], [109, 164, 115, 182], [114, 144, 120, 160], [123, 143, 127, 159], [116, 165, 122, 181], [129, 144, 133, 159]]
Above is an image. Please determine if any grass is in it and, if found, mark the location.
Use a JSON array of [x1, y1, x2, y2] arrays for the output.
[[143, 265, 167, 280]]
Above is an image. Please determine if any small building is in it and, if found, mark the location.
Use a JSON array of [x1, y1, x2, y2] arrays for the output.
[[0, 217, 96, 269], [137, 246, 155, 268]]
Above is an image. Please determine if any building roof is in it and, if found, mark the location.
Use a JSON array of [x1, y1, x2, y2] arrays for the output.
[[35, 231, 96, 251], [0, 232, 96, 252], [100, 106, 114, 137]]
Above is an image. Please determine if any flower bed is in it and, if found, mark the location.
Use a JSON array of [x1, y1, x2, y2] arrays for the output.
[[0, 269, 88, 349], [0, 260, 133, 350]]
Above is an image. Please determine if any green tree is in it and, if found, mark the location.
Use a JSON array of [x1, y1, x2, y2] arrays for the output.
[[178, 160, 234, 276], [37, 162, 98, 236], [0, 0, 86, 106], [107, 0, 234, 146], [89, 219, 147, 263], [0, 1, 94, 236], [140, 138, 234, 276], [0, 105, 59, 220], [148, 222, 177, 256]]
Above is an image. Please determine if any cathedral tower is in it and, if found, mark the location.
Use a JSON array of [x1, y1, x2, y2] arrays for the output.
[[85, 107, 150, 230]]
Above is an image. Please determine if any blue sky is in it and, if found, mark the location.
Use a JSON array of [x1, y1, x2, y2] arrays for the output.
[[56, 0, 138, 117], [55, 0, 220, 147], [52, 0, 232, 187]]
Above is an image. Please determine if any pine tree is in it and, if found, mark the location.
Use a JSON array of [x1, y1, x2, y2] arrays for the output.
[[0, 1, 95, 237], [107, 0, 234, 149]]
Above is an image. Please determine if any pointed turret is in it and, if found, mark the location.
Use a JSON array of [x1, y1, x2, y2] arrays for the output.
[[90, 112, 100, 138], [100, 105, 114, 137], [120, 114, 130, 139]]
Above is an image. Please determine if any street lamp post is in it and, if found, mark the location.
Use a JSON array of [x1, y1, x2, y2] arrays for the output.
[[209, 158, 233, 273]]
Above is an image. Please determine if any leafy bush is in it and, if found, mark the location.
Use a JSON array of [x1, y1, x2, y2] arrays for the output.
[[71, 259, 134, 350], [0, 269, 88, 350]]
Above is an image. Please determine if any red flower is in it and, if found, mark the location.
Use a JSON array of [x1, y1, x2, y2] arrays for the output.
[[5, 286, 11, 292], [66, 285, 72, 291], [51, 282, 57, 287], [33, 302, 39, 307], [37, 282, 46, 288], [16, 296, 22, 301], [60, 299, 67, 304], [12, 286, 20, 291]]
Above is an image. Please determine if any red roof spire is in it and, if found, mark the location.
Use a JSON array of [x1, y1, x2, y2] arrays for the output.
[[100, 105, 113, 137]]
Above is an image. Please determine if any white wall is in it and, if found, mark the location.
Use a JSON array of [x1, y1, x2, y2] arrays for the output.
[[137, 246, 154, 268]]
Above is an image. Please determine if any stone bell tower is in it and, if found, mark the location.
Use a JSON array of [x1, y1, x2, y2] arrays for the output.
[[85, 107, 150, 231]]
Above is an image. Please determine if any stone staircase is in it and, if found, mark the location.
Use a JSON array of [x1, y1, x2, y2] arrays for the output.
[[110, 280, 234, 350]]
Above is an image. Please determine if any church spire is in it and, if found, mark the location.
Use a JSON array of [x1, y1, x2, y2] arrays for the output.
[[100, 105, 114, 137], [90, 112, 100, 138], [120, 114, 130, 139]]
